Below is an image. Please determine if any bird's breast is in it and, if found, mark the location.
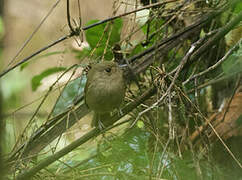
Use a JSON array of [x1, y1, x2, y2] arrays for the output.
[[86, 75, 125, 113]]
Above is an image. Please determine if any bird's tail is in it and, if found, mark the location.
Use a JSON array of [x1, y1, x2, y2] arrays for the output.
[[92, 112, 111, 128]]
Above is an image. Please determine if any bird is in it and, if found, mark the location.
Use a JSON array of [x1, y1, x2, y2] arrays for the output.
[[84, 61, 126, 128]]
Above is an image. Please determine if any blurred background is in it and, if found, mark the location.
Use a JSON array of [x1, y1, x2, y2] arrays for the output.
[[1, 0, 144, 159], [0, 0, 241, 179], [1, 0, 119, 155]]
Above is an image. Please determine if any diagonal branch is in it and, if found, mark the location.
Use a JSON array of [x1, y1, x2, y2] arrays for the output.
[[9, 6, 234, 163], [15, 86, 157, 180], [7, 0, 242, 171], [188, 9, 242, 67], [0, 0, 177, 78]]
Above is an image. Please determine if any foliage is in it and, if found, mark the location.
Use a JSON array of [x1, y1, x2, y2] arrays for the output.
[[233, 1, 242, 14], [52, 76, 86, 116], [47, 128, 225, 180], [129, 18, 165, 57], [222, 44, 242, 75], [76, 18, 123, 61], [31, 66, 66, 91], [4, 0, 242, 180]]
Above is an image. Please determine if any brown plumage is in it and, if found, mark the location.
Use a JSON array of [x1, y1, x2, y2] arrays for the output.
[[84, 61, 126, 128]]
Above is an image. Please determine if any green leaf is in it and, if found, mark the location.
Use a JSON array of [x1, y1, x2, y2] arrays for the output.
[[31, 67, 66, 91], [235, 115, 242, 126], [141, 18, 164, 40], [108, 18, 122, 45], [74, 47, 91, 60], [233, 1, 242, 14], [20, 62, 30, 71], [84, 18, 123, 60], [52, 76, 86, 116], [137, 120, 144, 128], [85, 20, 106, 49], [222, 46, 242, 75], [129, 44, 145, 57]]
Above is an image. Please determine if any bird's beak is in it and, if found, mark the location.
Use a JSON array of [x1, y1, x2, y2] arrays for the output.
[[118, 64, 128, 69]]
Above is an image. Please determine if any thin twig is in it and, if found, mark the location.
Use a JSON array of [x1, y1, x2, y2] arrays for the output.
[[131, 41, 199, 127], [66, 0, 75, 33], [15, 86, 157, 180], [221, 74, 241, 123], [0, 36, 69, 78], [168, 93, 174, 140], [187, 70, 242, 94], [9, 64, 79, 161], [184, 38, 242, 84], [6, 0, 61, 68], [0, 0, 177, 78], [179, 88, 242, 169], [189, 9, 242, 65]]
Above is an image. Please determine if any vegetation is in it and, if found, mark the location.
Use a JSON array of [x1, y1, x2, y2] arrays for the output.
[[1, 0, 242, 179]]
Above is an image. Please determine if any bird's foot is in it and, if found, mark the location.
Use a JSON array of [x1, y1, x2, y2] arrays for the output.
[[98, 120, 106, 131], [118, 109, 124, 117]]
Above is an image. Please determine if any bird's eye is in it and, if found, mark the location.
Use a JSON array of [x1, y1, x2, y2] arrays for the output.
[[105, 67, 111, 73]]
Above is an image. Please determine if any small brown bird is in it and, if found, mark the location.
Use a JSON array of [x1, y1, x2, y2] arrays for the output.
[[84, 61, 126, 128]]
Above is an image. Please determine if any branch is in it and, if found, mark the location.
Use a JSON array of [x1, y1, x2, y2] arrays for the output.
[[0, 36, 69, 78], [0, 0, 177, 78], [131, 40, 200, 127], [9, 6, 226, 162], [15, 86, 156, 180], [66, 0, 75, 33], [8, 0, 241, 166], [7, 103, 88, 162], [188, 9, 242, 66], [184, 38, 241, 84], [6, 0, 61, 69]]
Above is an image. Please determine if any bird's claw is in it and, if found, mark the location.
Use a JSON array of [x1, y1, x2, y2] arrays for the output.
[[98, 120, 105, 130], [118, 109, 124, 116]]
